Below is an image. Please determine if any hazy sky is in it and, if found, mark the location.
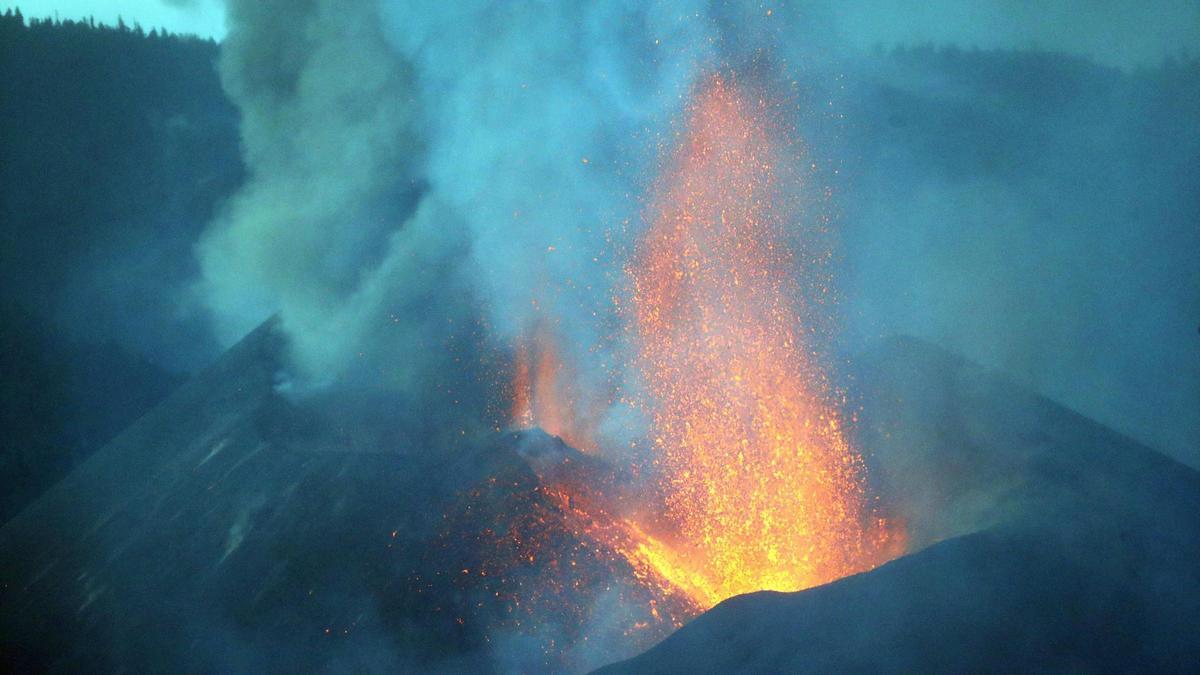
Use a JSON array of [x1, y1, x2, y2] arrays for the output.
[[835, 0, 1200, 69], [8, 0, 1199, 68], [12, 0, 226, 38]]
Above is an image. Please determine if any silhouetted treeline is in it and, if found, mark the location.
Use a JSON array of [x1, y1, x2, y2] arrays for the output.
[[3, 6, 204, 41], [0, 11, 243, 524]]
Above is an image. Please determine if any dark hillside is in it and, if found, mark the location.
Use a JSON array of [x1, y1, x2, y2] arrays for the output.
[[0, 11, 242, 524]]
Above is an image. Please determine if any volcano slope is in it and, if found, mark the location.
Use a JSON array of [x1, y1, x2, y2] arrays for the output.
[[0, 320, 484, 672], [602, 336, 1200, 673], [0, 320, 681, 672], [3, 326, 1197, 672]]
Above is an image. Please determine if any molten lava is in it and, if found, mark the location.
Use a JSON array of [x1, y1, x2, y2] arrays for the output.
[[501, 73, 902, 627], [511, 321, 597, 453], [625, 74, 900, 607]]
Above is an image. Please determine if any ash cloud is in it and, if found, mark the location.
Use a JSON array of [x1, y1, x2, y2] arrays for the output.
[[196, 1, 1200, 466], [830, 47, 1200, 464], [196, 0, 728, 439], [197, 0, 430, 383]]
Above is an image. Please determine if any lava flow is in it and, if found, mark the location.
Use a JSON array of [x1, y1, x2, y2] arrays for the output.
[[506, 74, 903, 616]]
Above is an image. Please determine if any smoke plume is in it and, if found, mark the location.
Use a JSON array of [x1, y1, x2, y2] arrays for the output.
[[196, 1, 1199, 464]]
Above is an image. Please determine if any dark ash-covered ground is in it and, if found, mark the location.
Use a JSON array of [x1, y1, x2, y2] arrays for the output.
[[2, 324, 1197, 672]]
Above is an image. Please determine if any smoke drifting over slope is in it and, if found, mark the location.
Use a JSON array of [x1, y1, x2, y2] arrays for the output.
[[198, 0, 430, 385], [197, 1, 1200, 464], [199, 0, 735, 441]]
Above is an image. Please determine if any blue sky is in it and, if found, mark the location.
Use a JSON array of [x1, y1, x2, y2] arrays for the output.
[[12, 0, 226, 39]]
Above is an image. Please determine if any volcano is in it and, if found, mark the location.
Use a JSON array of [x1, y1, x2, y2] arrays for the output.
[[1, 323, 1198, 672], [0, 320, 698, 672]]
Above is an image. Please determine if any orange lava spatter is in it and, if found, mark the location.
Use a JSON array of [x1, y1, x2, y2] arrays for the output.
[[510, 320, 598, 454], [503, 74, 902, 620], [626, 74, 898, 608]]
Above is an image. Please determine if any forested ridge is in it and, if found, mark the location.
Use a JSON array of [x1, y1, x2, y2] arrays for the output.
[[0, 10, 242, 524]]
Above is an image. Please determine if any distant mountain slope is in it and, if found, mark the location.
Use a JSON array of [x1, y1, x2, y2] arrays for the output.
[[600, 337, 1200, 673], [0, 301, 184, 525], [0, 12, 241, 367], [0, 13, 243, 524], [834, 48, 1200, 466]]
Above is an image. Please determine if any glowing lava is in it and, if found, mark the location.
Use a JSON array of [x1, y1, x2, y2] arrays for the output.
[[502, 73, 902, 621], [626, 74, 900, 607], [510, 320, 598, 453]]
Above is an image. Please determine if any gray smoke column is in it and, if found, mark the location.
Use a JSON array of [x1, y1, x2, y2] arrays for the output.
[[195, 0, 747, 408], [195, 0, 1199, 466], [197, 0, 463, 397]]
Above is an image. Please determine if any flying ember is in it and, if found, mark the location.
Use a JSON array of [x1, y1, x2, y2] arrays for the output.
[[510, 320, 597, 453], [508, 73, 903, 618], [625, 73, 901, 607]]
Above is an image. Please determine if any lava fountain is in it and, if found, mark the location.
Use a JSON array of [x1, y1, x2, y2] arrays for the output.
[[505, 73, 902, 621], [625, 74, 900, 607], [511, 320, 595, 453]]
